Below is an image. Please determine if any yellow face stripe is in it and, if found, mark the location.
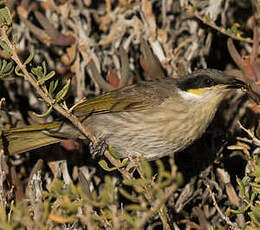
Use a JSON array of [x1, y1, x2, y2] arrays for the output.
[[187, 88, 208, 95], [187, 85, 227, 95]]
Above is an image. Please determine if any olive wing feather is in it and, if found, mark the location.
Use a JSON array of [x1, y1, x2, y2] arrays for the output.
[[73, 79, 176, 116]]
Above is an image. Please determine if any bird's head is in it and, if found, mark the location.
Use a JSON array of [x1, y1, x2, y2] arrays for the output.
[[176, 69, 245, 104]]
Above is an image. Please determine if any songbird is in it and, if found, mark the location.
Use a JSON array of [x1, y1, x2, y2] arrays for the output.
[[0, 69, 245, 160]]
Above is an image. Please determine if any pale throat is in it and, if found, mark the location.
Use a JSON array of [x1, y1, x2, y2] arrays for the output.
[[177, 88, 225, 114], [177, 88, 203, 101]]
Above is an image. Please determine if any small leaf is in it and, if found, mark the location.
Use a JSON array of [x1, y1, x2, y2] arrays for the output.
[[252, 205, 260, 226], [49, 79, 59, 96], [3, 62, 13, 74], [230, 204, 250, 214], [38, 70, 55, 85], [0, 4, 12, 26], [15, 65, 24, 77], [33, 105, 53, 118], [122, 212, 136, 226], [0, 40, 12, 57], [98, 160, 117, 172], [0, 59, 6, 71], [55, 79, 71, 103], [140, 158, 152, 179], [236, 177, 246, 199], [159, 172, 172, 188], [156, 160, 165, 183], [6, 26, 12, 35], [120, 158, 128, 167], [119, 188, 139, 202], [24, 51, 34, 65], [42, 61, 47, 75], [125, 204, 147, 211], [0, 60, 13, 79], [31, 66, 44, 81], [98, 158, 128, 172], [108, 145, 120, 159]]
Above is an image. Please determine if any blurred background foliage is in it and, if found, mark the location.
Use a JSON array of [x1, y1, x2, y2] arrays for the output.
[[0, 0, 260, 229]]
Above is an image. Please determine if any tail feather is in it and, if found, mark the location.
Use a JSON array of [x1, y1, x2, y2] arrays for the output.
[[0, 122, 62, 155]]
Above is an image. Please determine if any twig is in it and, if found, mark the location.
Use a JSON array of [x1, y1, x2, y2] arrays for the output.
[[103, 151, 176, 229], [227, 38, 245, 71], [0, 25, 97, 144], [206, 184, 241, 229], [237, 121, 260, 146], [135, 184, 177, 230], [135, 158, 171, 230], [186, 6, 253, 43]]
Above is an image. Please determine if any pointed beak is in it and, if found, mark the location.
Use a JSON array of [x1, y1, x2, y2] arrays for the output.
[[226, 78, 246, 89]]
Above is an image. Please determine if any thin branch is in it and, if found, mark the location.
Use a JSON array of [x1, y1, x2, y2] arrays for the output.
[[237, 121, 260, 146], [227, 38, 245, 71], [186, 6, 253, 43], [0, 26, 96, 144], [206, 184, 241, 229], [135, 184, 177, 230]]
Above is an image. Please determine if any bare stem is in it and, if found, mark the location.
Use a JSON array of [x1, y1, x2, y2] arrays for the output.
[[186, 5, 253, 43]]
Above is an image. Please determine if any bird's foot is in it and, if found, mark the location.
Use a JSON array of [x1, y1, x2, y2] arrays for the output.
[[89, 138, 108, 159]]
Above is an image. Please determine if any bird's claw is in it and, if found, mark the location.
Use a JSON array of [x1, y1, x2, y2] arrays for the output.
[[89, 138, 108, 158]]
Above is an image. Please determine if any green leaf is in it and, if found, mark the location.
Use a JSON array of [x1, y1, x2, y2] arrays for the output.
[[121, 158, 128, 167], [6, 26, 12, 35], [119, 188, 139, 202], [49, 79, 59, 96], [230, 204, 250, 214], [42, 61, 47, 75], [3, 61, 13, 73], [156, 160, 164, 183], [252, 205, 260, 226], [237, 176, 246, 200], [0, 4, 12, 26], [159, 172, 173, 188], [123, 178, 148, 187], [15, 65, 24, 77], [0, 40, 11, 57], [31, 66, 44, 80], [0, 59, 13, 79], [98, 160, 117, 172], [55, 79, 71, 103], [108, 145, 120, 159], [33, 105, 53, 118], [98, 158, 128, 172], [125, 204, 147, 211], [122, 212, 135, 226], [38, 70, 55, 85], [24, 51, 34, 65], [140, 158, 152, 179]]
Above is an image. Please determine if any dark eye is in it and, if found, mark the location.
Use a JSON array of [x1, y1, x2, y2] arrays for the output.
[[204, 78, 215, 87]]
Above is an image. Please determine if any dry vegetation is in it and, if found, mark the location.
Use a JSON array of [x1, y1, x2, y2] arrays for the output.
[[0, 0, 260, 229]]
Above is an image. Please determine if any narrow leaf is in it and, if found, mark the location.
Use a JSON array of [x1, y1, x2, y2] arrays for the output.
[[38, 70, 55, 85], [15, 65, 24, 77], [24, 51, 34, 65], [0, 5, 12, 26], [0, 40, 12, 57], [55, 79, 71, 103], [98, 160, 117, 172], [33, 105, 53, 118]]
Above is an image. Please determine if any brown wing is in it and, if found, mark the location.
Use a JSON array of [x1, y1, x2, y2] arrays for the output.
[[73, 79, 177, 116]]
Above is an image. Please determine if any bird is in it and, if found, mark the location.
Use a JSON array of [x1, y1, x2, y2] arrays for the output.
[[0, 69, 245, 160]]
